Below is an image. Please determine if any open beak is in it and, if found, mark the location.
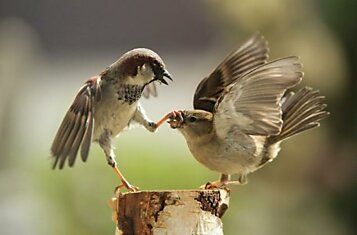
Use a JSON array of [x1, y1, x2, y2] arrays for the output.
[[157, 69, 173, 85]]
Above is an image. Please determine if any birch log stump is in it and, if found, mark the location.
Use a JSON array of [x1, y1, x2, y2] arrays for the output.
[[110, 189, 230, 235]]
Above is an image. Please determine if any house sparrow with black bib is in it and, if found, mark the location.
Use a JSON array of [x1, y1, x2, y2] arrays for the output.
[[51, 48, 172, 191], [165, 34, 329, 188]]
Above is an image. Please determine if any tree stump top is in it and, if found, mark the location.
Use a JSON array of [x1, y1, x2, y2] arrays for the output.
[[112, 189, 230, 235]]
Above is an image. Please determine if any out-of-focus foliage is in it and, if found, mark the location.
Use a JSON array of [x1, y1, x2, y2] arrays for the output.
[[0, 0, 355, 234]]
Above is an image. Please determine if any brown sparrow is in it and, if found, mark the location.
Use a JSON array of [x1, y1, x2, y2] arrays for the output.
[[165, 34, 329, 188], [51, 48, 172, 191]]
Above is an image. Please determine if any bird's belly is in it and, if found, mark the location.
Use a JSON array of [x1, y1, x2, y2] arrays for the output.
[[93, 99, 138, 140], [187, 138, 263, 175]]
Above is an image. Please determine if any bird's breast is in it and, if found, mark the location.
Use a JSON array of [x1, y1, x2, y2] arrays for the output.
[[92, 87, 139, 140], [115, 84, 144, 104]]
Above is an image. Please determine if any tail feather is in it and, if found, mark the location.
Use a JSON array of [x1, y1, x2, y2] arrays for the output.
[[269, 87, 329, 143]]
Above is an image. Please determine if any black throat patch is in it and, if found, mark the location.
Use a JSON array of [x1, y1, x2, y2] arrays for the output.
[[116, 84, 144, 104]]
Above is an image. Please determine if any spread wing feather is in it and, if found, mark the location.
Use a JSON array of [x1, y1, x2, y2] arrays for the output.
[[51, 78, 101, 169], [214, 57, 303, 138], [193, 33, 269, 112]]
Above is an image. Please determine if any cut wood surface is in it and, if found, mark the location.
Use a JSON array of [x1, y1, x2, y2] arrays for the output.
[[110, 189, 230, 235]]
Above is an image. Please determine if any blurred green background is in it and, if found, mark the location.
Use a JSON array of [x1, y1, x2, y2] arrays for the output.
[[0, 0, 356, 234]]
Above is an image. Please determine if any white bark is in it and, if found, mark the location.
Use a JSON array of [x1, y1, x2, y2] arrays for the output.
[[111, 190, 229, 235]]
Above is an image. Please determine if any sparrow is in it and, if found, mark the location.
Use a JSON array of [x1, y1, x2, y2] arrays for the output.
[[165, 34, 329, 188], [51, 48, 172, 191]]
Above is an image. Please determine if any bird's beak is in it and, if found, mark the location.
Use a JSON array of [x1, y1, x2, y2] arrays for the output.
[[156, 69, 172, 85]]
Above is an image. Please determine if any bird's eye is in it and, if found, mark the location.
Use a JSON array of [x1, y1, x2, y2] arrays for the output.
[[188, 116, 197, 122], [151, 62, 161, 75]]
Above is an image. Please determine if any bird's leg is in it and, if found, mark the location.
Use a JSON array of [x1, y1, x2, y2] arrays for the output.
[[224, 174, 248, 185], [220, 174, 229, 183], [154, 110, 183, 129], [154, 112, 173, 128], [200, 174, 247, 189], [218, 173, 248, 185], [133, 105, 183, 131], [132, 104, 160, 132], [99, 130, 138, 192], [111, 164, 138, 192]]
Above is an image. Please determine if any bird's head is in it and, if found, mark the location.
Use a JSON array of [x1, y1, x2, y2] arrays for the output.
[[110, 48, 172, 86], [167, 110, 214, 141]]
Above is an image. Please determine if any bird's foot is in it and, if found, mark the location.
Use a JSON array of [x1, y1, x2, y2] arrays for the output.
[[153, 110, 183, 129], [167, 110, 184, 129], [200, 181, 230, 191], [114, 181, 139, 193], [225, 180, 247, 186], [111, 165, 139, 192]]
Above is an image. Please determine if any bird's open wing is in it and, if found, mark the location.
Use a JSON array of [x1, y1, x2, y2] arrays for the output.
[[51, 77, 102, 169], [213, 57, 303, 138], [193, 33, 269, 112]]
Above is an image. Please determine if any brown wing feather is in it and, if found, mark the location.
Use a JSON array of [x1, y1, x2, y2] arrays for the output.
[[66, 94, 90, 167], [193, 33, 269, 112], [80, 96, 94, 162], [51, 77, 101, 169]]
